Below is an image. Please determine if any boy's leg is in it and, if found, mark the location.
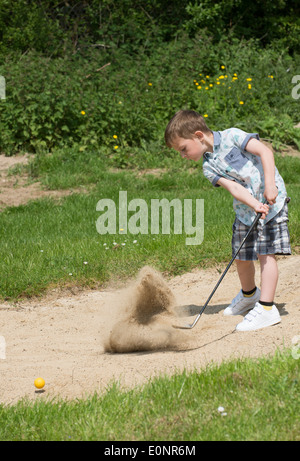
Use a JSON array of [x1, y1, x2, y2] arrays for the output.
[[236, 260, 256, 292], [229, 203, 290, 330], [257, 254, 278, 303], [224, 218, 260, 316], [224, 259, 260, 316], [235, 254, 281, 331], [235, 254, 278, 303]]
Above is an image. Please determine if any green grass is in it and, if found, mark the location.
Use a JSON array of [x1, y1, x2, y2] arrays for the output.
[[1, 166, 232, 300], [0, 350, 299, 441]]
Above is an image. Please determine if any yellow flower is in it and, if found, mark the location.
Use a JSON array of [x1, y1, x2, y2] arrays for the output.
[[81, 110, 86, 115], [203, 114, 208, 117], [113, 135, 118, 139], [206, 75, 210, 78], [219, 75, 225, 79], [195, 82, 199, 86], [216, 81, 221, 85], [114, 145, 119, 149], [221, 65, 225, 69], [197, 86, 202, 90], [246, 78, 252, 81], [268, 75, 274, 79], [205, 86, 209, 90], [148, 82, 152, 86], [209, 83, 213, 87], [248, 84, 252, 89], [234, 73, 237, 76], [239, 101, 244, 105]]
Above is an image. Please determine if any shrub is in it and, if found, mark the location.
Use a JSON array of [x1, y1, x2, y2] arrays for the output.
[[0, 36, 299, 162]]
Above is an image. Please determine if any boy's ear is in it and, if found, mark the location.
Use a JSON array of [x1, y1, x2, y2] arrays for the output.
[[194, 130, 204, 139]]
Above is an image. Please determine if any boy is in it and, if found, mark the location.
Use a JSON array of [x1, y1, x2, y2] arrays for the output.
[[165, 110, 291, 331]]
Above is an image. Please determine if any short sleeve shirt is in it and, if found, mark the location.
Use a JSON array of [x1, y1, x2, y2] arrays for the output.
[[202, 128, 287, 226]]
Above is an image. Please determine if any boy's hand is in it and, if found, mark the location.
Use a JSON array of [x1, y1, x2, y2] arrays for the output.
[[264, 184, 278, 206], [254, 202, 269, 219]]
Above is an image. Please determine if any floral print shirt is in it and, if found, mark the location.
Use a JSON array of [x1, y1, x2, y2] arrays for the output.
[[202, 128, 287, 225]]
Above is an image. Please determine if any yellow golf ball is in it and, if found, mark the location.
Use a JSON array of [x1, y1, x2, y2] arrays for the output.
[[34, 377, 45, 389]]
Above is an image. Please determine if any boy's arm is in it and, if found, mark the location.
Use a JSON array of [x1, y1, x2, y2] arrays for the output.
[[244, 138, 278, 205], [216, 177, 269, 219]]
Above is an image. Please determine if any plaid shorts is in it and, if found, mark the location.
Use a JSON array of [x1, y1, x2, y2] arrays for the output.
[[232, 200, 291, 261]]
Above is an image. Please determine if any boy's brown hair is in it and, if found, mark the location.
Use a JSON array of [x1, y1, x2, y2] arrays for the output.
[[164, 110, 212, 148]]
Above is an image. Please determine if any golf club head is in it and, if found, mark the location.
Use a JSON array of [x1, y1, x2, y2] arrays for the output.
[[172, 323, 194, 330], [172, 312, 202, 330]]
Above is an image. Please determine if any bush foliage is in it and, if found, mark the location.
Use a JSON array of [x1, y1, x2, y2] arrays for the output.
[[0, 1, 299, 163], [1, 0, 299, 55]]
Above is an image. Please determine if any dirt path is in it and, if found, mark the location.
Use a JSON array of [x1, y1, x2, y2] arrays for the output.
[[0, 256, 299, 405], [1, 142, 299, 209], [0, 154, 82, 210]]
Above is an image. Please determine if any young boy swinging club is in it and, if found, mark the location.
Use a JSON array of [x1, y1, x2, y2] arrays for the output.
[[165, 110, 291, 331]]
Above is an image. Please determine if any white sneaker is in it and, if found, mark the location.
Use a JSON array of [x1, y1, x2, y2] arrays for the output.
[[223, 288, 261, 316], [235, 302, 281, 332]]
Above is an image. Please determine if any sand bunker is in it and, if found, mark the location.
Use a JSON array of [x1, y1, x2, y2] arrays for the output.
[[103, 266, 186, 353], [0, 256, 299, 404]]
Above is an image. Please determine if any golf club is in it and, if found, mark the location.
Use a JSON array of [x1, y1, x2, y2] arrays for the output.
[[173, 205, 266, 330]]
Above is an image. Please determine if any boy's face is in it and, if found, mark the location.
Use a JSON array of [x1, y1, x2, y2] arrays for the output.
[[171, 131, 212, 161]]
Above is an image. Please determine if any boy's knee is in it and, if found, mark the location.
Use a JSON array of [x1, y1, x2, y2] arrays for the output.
[[236, 259, 254, 266]]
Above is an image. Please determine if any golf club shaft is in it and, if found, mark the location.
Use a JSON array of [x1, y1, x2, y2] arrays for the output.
[[188, 210, 263, 329]]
